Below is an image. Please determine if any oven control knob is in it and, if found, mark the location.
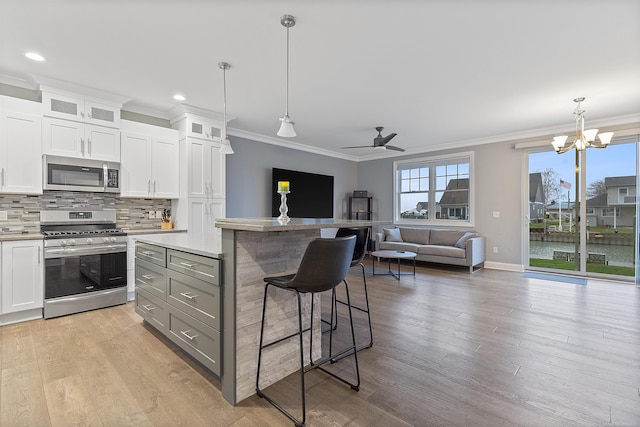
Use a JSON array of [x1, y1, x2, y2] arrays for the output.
[[61, 239, 67, 247], [110, 237, 117, 243], [86, 238, 93, 245], [103, 237, 109, 243], [69, 239, 76, 246]]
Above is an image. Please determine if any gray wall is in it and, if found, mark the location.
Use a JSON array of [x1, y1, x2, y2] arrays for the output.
[[226, 135, 525, 267], [225, 136, 358, 218], [358, 140, 524, 267]]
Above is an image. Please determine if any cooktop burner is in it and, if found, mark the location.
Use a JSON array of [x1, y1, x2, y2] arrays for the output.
[[42, 229, 126, 238]]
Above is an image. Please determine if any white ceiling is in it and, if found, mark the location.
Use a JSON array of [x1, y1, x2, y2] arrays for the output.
[[2, 0, 640, 160]]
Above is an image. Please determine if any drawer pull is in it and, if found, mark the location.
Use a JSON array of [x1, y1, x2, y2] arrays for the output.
[[142, 274, 154, 280], [180, 292, 197, 300], [180, 330, 198, 340], [142, 304, 155, 311], [141, 251, 154, 256], [179, 262, 196, 268]]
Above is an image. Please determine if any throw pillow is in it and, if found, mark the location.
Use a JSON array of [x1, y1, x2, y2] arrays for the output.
[[383, 227, 403, 242], [454, 232, 478, 248]]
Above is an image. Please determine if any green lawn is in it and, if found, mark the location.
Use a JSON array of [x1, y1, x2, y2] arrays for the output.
[[529, 258, 634, 276]]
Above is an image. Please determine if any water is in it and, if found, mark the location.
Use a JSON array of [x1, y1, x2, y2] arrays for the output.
[[529, 241, 636, 267]]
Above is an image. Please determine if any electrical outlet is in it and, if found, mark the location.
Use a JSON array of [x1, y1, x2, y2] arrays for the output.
[[156, 210, 164, 219], [0, 211, 7, 221], [493, 211, 500, 218], [148, 211, 156, 219], [493, 246, 498, 254]]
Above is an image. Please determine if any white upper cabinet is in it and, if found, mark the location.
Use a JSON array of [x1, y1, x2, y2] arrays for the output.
[[0, 96, 43, 195], [187, 116, 220, 141], [186, 137, 225, 199], [43, 92, 121, 128], [41, 89, 122, 162], [42, 117, 120, 162], [120, 120, 179, 199]]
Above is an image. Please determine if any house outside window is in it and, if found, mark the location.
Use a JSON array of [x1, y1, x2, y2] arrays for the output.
[[586, 208, 595, 215], [394, 153, 473, 224]]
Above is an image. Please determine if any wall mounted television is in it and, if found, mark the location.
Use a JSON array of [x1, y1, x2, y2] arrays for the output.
[[271, 168, 334, 218]]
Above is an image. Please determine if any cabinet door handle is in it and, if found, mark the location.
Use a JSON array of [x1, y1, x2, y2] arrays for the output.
[[142, 274, 154, 280], [1, 168, 4, 186], [142, 304, 155, 311], [38, 247, 41, 264], [140, 250, 154, 256], [180, 330, 198, 341], [87, 138, 91, 155], [180, 292, 197, 300], [179, 262, 195, 268], [154, 180, 157, 193], [81, 138, 85, 155]]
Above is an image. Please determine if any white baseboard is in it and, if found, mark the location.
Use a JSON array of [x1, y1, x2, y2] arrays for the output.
[[0, 308, 43, 326], [484, 261, 523, 272]]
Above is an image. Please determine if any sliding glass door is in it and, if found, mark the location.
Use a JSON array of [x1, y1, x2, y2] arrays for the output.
[[527, 137, 638, 280]]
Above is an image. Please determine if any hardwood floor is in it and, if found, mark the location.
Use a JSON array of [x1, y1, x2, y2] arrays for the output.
[[2, 261, 639, 426]]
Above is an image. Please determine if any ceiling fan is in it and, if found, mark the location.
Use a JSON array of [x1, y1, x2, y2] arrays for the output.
[[342, 127, 405, 152]]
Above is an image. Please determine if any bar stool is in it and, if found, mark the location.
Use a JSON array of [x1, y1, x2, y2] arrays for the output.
[[323, 227, 373, 351], [256, 236, 360, 427]]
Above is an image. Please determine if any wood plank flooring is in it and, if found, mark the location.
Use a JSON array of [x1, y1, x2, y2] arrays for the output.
[[1, 261, 639, 426]]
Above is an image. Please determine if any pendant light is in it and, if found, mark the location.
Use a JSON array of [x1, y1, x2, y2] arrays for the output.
[[219, 61, 234, 154], [550, 97, 614, 154], [277, 14, 296, 137]]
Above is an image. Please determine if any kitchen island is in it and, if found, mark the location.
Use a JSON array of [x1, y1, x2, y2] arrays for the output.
[[216, 217, 385, 405]]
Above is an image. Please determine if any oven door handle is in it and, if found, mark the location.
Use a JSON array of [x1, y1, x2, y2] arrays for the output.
[[45, 244, 127, 258]]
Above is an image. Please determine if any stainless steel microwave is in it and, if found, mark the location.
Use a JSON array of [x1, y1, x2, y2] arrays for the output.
[[43, 155, 120, 193]]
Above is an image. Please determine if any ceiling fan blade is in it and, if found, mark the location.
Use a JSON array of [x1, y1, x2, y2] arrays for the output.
[[342, 145, 374, 149], [381, 133, 397, 144], [385, 145, 405, 152]]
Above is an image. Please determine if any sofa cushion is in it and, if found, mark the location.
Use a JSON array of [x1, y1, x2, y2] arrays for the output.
[[378, 242, 421, 252], [454, 232, 478, 248], [429, 229, 467, 246], [383, 227, 403, 242], [417, 245, 466, 259], [399, 227, 430, 245]]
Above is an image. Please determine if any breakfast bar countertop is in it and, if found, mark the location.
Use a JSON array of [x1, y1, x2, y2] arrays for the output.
[[215, 217, 388, 232]]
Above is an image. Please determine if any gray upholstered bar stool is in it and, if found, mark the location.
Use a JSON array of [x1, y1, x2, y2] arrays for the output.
[[256, 235, 360, 427]]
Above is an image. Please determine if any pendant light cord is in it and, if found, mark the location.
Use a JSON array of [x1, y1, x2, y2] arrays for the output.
[[285, 24, 290, 117]]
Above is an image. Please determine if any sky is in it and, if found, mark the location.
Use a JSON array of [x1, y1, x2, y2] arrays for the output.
[[530, 140, 637, 200]]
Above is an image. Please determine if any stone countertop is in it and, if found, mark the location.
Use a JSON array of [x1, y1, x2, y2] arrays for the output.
[[215, 217, 389, 232], [124, 228, 186, 236], [132, 232, 223, 258], [0, 233, 43, 242]]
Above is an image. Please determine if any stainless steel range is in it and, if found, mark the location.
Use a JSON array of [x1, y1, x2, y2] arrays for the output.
[[41, 209, 127, 319]]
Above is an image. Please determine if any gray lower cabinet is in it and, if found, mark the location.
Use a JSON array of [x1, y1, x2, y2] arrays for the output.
[[135, 243, 222, 376]]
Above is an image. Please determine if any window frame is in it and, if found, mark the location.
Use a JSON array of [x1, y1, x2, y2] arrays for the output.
[[393, 152, 474, 226]]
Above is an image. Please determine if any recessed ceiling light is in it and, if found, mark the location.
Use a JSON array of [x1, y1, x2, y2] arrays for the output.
[[173, 94, 185, 101], [25, 52, 45, 62]]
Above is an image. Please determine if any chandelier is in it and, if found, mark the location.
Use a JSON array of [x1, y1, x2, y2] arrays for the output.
[[551, 97, 614, 154]]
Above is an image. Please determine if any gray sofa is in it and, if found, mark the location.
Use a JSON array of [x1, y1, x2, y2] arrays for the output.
[[375, 227, 485, 273]]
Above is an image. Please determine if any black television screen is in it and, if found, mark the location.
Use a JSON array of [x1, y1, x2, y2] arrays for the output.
[[271, 168, 334, 218]]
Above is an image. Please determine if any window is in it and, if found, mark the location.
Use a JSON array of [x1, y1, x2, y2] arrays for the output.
[[586, 208, 595, 215], [394, 153, 472, 224], [602, 208, 620, 217]]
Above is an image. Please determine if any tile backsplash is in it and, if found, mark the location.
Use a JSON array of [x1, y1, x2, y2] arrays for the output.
[[0, 191, 172, 234]]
